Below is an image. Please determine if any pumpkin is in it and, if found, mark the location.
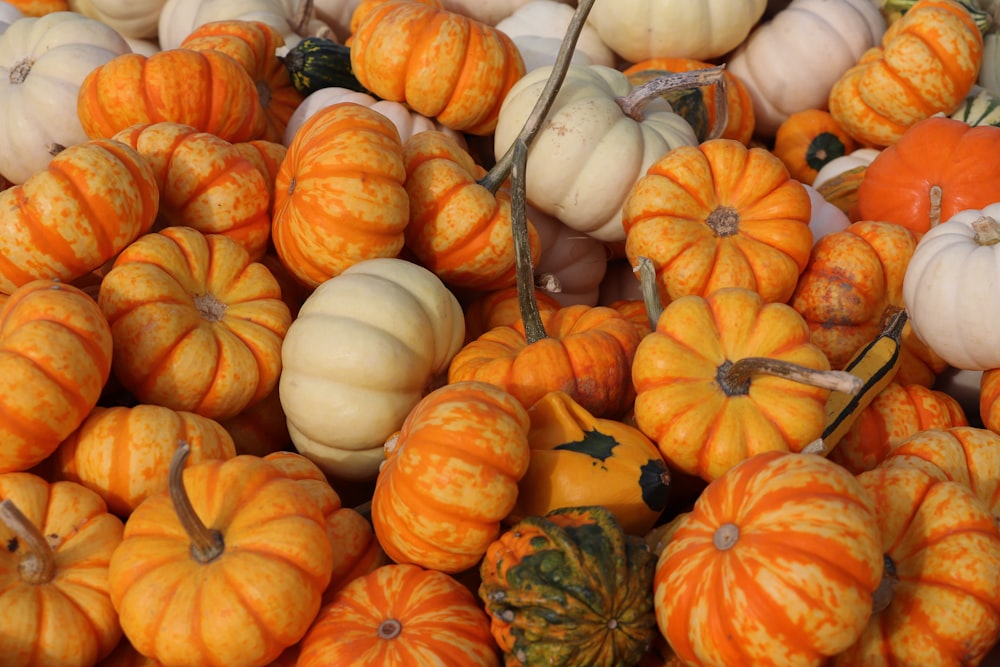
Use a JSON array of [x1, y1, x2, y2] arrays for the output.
[[96, 637, 163, 666], [981, 368, 1000, 434], [67, 0, 166, 39], [772, 109, 860, 185], [52, 404, 237, 517], [623, 56, 756, 144], [0, 0, 21, 30], [479, 505, 658, 667], [297, 563, 499, 667], [0, 10, 130, 184], [833, 463, 1000, 665], [439, 0, 566, 25], [725, 0, 886, 138], [98, 226, 292, 421], [830, 382, 969, 474], [0, 473, 124, 666], [232, 138, 288, 217], [4, 0, 66, 15], [112, 121, 272, 260], [493, 63, 699, 243], [812, 147, 880, 222], [509, 390, 670, 536], [828, 0, 983, 147], [632, 287, 852, 481], [951, 85, 1000, 127], [77, 48, 267, 144], [655, 451, 883, 666], [279, 257, 465, 481], [856, 116, 1000, 234], [272, 102, 409, 288], [0, 280, 113, 473], [462, 285, 561, 344], [622, 138, 813, 306], [531, 203, 609, 307], [218, 386, 293, 457], [281, 36, 369, 96], [0, 138, 159, 295], [158, 0, 327, 50], [902, 203, 1000, 370], [803, 182, 852, 243], [371, 381, 531, 573], [587, 0, 767, 63], [494, 0, 615, 70], [180, 19, 304, 143], [349, 0, 525, 135]]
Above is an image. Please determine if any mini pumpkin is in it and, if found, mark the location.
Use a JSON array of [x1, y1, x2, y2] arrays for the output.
[[772, 109, 860, 185]]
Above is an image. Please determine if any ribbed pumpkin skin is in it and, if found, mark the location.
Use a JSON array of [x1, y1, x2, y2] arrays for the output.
[[0, 280, 113, 473], [98, 227, 292, 421], [77, 49, 267, 143], [656, 452, 883, 666], [828, 0, 982, 147], [108, 455, 333, 667], [53, 404, 238, 517], [829, 383, 969, 474], [371, 381, 531, 573], [0, 139, 159, 295], [772, 109, 858, 185], [835, 464, 1000, 666], [349, 0, 525, 135], [272, 102, 409, 288], [297, 563, 499, 667], [479, 505, 658, 667], [112, 122, 272, 260], [0, 473, 125, 667], [181, 20, 304, 144], [622, 139, 813, 306]]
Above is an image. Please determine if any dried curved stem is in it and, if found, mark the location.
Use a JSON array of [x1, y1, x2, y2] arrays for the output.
[[169, 441, 224, 564], [618, 66, 729, 140], [636, 256, 663, 330], [511, 139, 547, 344], [718, 357, 864, 396], [0, 499, 56, 585]]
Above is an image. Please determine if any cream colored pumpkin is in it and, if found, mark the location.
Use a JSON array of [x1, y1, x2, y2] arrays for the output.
[[903, 202, 1000, 371], [158, 0, 329, 50], [811, 146, 880, 189], [67, 0, 167, 39], [531, 203, 608, 307], [495, 0, 614, 69], [309, 0, 359, 41], [493, 63, 698, 243], [283, 87, 466, 148], [440, 0, 572, 25], [587, 0, 767, 63], [0, 12, 130, 184], [280, 258, 465, 481], [804, 183, 851, 243], [725, 0, 886, 138], [123, 36, 160, 56], [0, 2, 22, 33]]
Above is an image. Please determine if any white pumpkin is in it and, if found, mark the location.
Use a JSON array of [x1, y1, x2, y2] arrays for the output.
[[280, 257, 465, 481], [726, 0, 885, 137], [495, 0, 615, 68], [67, 0, 167, 39], [0, 2, 22, 34], [812, 146, 880, 189], [903, 203, 1000, 371], [506, 34, 592, 72], [493, 63, 698, 243], [283, 87, 467, 148], [158, 0, 329, 50], [530, 203, 608, 307], [123, 35, 161, 56], [0, 12, 130, 184], [804, 182, 851, 244], [309, 0, 360, 40], [440, 0, 573, 26], [587, 0, 767, 63]]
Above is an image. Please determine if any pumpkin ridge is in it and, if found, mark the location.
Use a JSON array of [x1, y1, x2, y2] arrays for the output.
[[7, 329, 94, 421], [908, 13, 980, 106], [879, 52, 940, 116]]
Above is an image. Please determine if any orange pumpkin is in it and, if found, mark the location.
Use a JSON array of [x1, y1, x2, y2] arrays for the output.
[[98, 226, 292, 421], [52, 404, 237, 517], [462, 285, 561, 344], [981, 368, 1000, 434], [218, 387, 293, 457], [297, 563, 499, 667], [371, 381, 531, 573], [272, 102, 410, 288], [828, 0, 982, 147], [655, 451, 883, 666], [77, 49, 267, 143], [232, 139, 288, 218], [772, 109, 859, 185], [96, 637, 162, 666], [108, 446, 333, 667], [0, 473, 124, 667], [112, 121, 272, 260], [622, 138, 813, 306], [0, 280, 113, 473], [349, 0, 525, 135], [181, 20, 305, 144], [0, 139, 159, 295]]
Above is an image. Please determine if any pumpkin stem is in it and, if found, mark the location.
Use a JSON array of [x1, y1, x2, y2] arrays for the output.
[[0, 499, 56, 585], [169, 441, 225, 564], [377, 618, 403, 640], [717, 357, 864, 397], [706, 206, 740, 237], [617, 67, 728, 139], [713, 523, 740, 551], [536, 272, 561, 294], [635, 256, 663, 329], [478, 0, 597, 194], [9, 59, 31, 85], [194, 293, 227, 322], [872, 553, 898, 614], [972, 216, 1000, 246], [928, 185, 942, 228], [511, 139, 547, 344]]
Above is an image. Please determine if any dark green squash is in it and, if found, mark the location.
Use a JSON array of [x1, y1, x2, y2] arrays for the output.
[[479, 505, 658, 667], [282, 37, 370, 97]]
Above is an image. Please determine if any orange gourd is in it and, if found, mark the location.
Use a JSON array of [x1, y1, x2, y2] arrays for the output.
[[272, 102, 410, 288], [98, 227, 292, 421], [232, 139, 288, 218], [462, 285, 561, 344], [219, 387, 293, 457], [349, 0, 525, 135], [981, 368, 1000, 434], [0, 280, 113, 473], [772, 109, 859, 185], [77, 49, 267, 143], [622, 138, 813, 306]]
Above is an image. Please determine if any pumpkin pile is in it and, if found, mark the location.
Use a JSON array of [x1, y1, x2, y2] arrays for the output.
[[5, 0, 1000, 665]]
